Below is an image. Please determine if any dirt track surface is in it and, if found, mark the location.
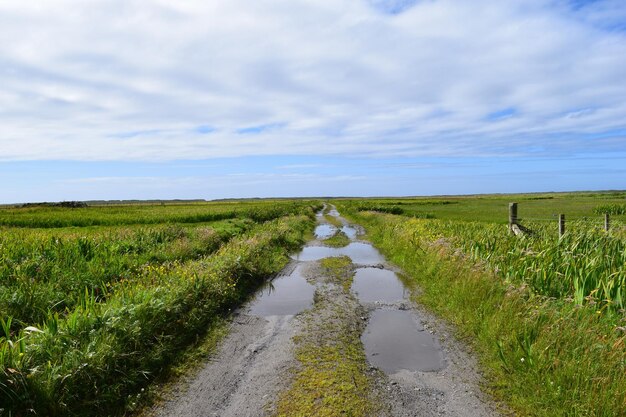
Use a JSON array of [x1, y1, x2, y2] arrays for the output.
[[149, 206, 504, 417], [152, 312, 298, 417]]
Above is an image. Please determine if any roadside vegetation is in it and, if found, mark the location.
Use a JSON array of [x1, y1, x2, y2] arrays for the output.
[[0, 200, 319, 416], [1, 219, 253, 328], [338, 192, 626, 417]]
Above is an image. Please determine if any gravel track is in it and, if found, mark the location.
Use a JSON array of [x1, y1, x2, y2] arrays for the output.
[[149, 206, 505, 417]]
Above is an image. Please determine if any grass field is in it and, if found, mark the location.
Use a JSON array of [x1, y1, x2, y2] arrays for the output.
[[0, 200, 320, 416], [0, 200, 307, 228], [338, 191, 626, 416], [1, 193, 625, 416], [348, 191, 626, 224]]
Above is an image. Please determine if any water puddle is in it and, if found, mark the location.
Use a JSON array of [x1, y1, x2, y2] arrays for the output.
[[292, 242, 385, 265], [351, 268, 407, 303], [327, 208, 340, 217], [314, 224, 337, 239], [362, 310, 445, 374], [341, 225, 358, 240], [248, 265, 315, 316]]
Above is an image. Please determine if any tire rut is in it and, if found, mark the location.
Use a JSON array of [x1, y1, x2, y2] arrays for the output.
[[149, 204, 505, 417]]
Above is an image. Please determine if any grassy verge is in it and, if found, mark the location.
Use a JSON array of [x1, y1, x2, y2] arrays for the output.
[[274, 257, 377, 417], [0, 219, 254, 328], [346, 211, 626, 417], [1, 214, 313, 416]]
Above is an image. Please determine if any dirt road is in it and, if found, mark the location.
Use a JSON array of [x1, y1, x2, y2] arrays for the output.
[[150, 206, 503, 417]]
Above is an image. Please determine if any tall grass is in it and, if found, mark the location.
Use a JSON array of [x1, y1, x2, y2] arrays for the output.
[[0, 219, 253, 328], [0, 201, 317, 330], [1, 214, 314, 416], [343, 209, 626, 416], [594, 204, 626, 215], [0, 201, 320, 415], [342, 200, 626, 310], [391, 217, 626, 310]]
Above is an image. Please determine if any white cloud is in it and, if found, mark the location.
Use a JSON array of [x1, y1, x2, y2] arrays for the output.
[[0, 0, 625, 161]]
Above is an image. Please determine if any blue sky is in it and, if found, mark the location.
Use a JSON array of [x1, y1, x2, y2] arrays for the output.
[[1, 0, 625, 203]]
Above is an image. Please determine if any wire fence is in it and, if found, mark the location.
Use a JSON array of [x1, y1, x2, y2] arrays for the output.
[[509, 203, 626, 236], [521, 217, 626, 224]]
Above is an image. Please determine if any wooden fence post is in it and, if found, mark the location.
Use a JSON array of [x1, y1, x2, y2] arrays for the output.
[[509, 203, 518, 234], [559, 214, 565, 237], [604, 213, 610, 232]]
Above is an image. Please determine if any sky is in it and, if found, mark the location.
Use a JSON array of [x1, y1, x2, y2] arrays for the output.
[[1, 0, 625, 203]]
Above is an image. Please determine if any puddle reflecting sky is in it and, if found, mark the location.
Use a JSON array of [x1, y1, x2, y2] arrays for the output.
[[341, 225, 358, 240], [362, 309, 446, 373], [292, 242, 385, 264], [327, 208, 340, 217], [314, 224, 337, 239], [351, 268, 407, 303], [248, 266, 315, 316]]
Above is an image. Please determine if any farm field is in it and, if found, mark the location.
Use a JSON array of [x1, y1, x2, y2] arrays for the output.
[[345, 191, 626, 223], [0, 200, 320, 416], [337, 191, 626, 416], [1, 192, 625, 417]]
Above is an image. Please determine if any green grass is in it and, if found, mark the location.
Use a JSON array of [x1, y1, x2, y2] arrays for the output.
[[594, 203, 626, 215], [3, 192, 624, 415], [339, 192, 626, 309], [0, 201, 320, 416], [337, 191, 626, 224], [323, 230, 351, 248], [341, 202, 626, 417], [0, 219, 254, 329], [378, 217, 625, 309], [0, 200, 314, 228]]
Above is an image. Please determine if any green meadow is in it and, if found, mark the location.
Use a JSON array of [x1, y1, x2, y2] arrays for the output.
[[0, 200, 319, 416], [347, 191, 626, 224]]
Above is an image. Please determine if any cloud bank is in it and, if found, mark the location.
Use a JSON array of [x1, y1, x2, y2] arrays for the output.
[[1, 0, 625, 162]]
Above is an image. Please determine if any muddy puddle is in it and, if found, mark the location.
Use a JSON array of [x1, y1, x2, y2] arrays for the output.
[[340, 225, 358, 240], [314, 224, 337, 239], [292, 242, 385, 264], [282, 206, 446, 377], [362, 309, 446, 374], [248, 265, 315, 317], [351, 268, 408, 303], [327, 208, 340, 217]]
